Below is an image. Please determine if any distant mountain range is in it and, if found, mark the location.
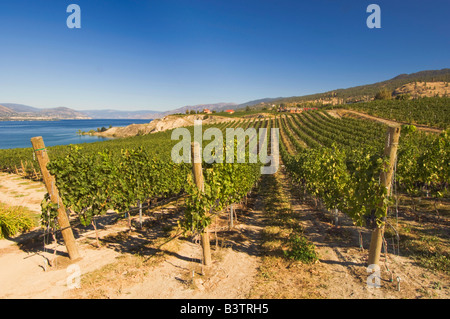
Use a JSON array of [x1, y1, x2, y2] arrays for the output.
[[79, 103, 239, 119], [264, 68, 450, 106], [79, 109, 161, 120], [0, 103, 91, 120], [2, 68, 448, 120], [156, 103, 238, 117]]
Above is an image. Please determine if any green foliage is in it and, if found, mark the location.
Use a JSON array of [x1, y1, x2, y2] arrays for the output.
[[396, 93, 411, 100], [279, 110, 447, 223], [283, 233, 318, 264], [47, 145, 188, 226], [182, 129, 264, 233], [0, 203, 36, 238], [285, 145, 388, 227], [40, 193, 60, 229], [278, 110, 449, 228], [397, 128, 449, 197], [0, 119, 268, 236], [0, 125, 180, 178], [342, 97, 450, 129]]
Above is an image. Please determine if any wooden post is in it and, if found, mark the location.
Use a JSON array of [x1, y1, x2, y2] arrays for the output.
[[368, 125, 401, 266], [139, 200, 143, 229], [191, 142, 212, 266], [31, 136, 80, 260], [21, 160, 26, 175], [229, 204, 234, 229]]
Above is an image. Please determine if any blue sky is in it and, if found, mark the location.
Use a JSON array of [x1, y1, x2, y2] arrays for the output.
[[0, 0, 449, 111]]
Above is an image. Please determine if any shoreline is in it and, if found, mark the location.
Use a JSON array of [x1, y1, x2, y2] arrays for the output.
[[0, 119, 150, 150], [0, 117, 91, 122]]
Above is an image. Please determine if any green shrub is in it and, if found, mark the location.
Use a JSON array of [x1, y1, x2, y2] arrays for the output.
[[374, 88, 393, 100], [284, 233, 318, 264], [0, 203, 36, 239]]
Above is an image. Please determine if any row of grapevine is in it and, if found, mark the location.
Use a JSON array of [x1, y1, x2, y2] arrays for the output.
[[277, 110, 449, 228], [328, 96, 450, 129], [43, 146, 189, 228], [38, 117, 272, 238], [0, 127, 180, 177], [284, 145, 388, 227]]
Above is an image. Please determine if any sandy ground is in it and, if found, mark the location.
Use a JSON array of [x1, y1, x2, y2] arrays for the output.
[[0, 172, 46, 214]]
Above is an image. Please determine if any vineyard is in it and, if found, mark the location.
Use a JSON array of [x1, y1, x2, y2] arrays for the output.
[[0, 101, 449, 298], [328, 96, 450, 129]]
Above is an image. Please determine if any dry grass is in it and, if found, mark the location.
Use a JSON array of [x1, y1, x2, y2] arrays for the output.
[[384, 195, 450, 274], [248, 172, 325, 299], [67, 207, 184, 298]]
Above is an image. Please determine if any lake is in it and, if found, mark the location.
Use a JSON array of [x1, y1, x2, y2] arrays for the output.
[[0, 119, 152, 149]]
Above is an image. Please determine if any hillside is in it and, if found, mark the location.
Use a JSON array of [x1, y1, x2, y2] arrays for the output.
[[243, 68, 450, 109], [0, 104, 14, 114], [68, 103, 238, 120], [156, 102, 238, 118], [79, 109, 162, 120], [1, 103, 40, 113], [0, 103, 91, 120], [393, 81, 449, 98], [90, 114, 236, 138]]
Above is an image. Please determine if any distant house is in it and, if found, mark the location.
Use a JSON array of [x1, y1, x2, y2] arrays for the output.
[[288, 108, 302, 113], [225, 109, 235, 114], [203, 108, 212, 114]]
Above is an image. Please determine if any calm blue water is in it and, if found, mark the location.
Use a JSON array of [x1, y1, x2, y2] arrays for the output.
[[0, 119, 152, 149]]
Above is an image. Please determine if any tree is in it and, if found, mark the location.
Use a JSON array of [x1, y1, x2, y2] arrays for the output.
[[375, 88, 393, 100], [396, 93, 411, 100]]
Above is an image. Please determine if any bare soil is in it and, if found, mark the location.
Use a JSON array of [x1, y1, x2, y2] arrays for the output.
[[393, 81, 449, 99]]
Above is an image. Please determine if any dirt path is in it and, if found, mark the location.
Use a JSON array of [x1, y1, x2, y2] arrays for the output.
[[328, 109, 443, 133], [0, 172, 46, 214], [108, 194, 265, 299]]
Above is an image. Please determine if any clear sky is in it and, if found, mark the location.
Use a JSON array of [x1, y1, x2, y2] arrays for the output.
[[0, 0, 449, 112]]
